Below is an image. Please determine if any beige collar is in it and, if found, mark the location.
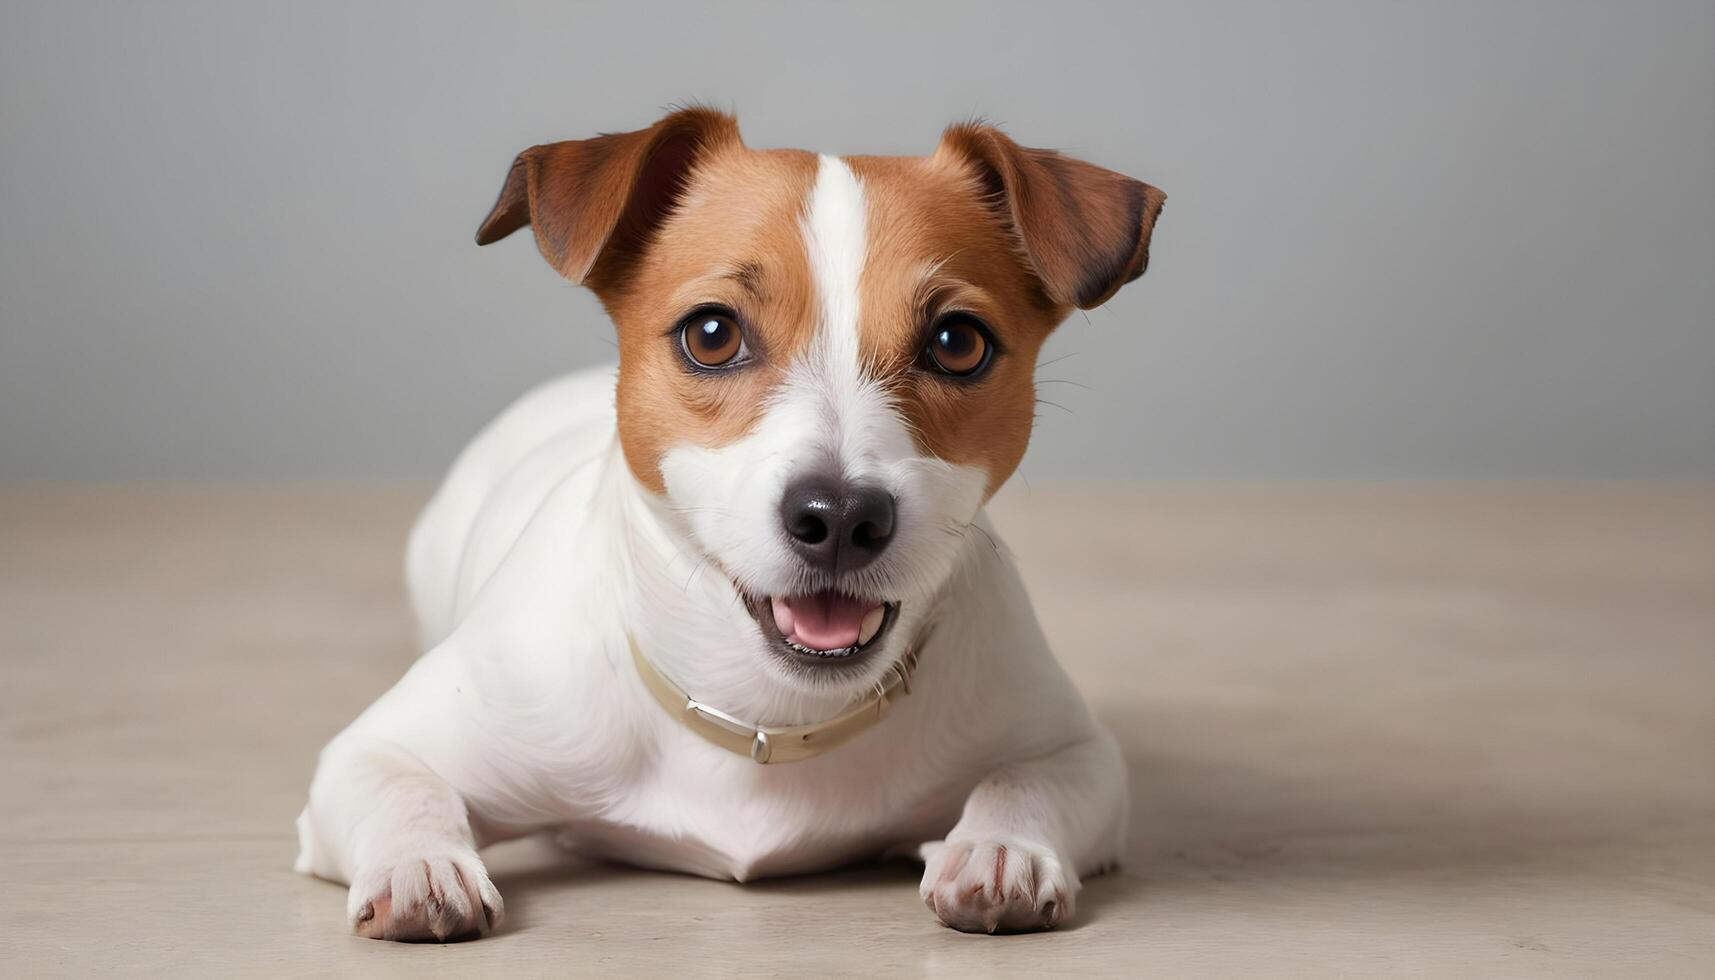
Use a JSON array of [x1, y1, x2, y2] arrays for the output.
[[627, 633, 920, 764]]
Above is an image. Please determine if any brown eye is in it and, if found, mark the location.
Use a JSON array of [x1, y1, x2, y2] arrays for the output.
[[924, 316, 992, 377], [680, 311, 746, 368]]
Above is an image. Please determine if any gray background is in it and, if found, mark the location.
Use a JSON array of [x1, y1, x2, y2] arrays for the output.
[[2, 1, 1711, 481]]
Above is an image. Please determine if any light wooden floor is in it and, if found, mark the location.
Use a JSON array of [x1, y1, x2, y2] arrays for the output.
[[2, 484, 1711, 977]]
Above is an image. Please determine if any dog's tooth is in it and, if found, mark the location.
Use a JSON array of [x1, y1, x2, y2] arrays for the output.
[[859, 605, 885, 646]]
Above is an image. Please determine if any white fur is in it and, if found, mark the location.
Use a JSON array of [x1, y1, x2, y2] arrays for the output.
[[297, 155, 1127, 938], [805, 154, 868, 380]]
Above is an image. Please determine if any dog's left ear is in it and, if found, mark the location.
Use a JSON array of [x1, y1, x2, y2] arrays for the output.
[[475, 107, 741, 286], [938, 123, 1165, 310]]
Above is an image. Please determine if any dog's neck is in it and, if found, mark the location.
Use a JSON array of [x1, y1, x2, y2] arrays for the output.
[[597, 440, 909, 728]]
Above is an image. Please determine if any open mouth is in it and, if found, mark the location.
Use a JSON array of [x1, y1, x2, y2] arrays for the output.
[[743, 591, 899, 668]]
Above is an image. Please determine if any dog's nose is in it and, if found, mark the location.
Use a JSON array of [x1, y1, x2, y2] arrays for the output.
[[779, 478, 896, 574]]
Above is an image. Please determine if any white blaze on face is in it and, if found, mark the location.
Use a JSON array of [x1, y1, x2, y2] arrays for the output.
[[659, 154, 989, 618], [789, 155, 920, 484], [805, 155, 867, 388]]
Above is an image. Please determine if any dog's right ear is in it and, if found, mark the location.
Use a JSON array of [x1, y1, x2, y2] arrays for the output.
[[475, 108, 741, 286], [938, 123, 1165, 310]]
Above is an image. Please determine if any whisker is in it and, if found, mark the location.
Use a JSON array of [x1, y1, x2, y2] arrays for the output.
[[1036, 351, 1078, 370]]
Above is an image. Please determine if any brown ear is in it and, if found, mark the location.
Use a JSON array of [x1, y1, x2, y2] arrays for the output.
[[938, 123, 1165, 310], [475, 107, 741, 284]]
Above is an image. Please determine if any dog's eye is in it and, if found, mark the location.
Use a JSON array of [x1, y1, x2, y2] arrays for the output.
[[680, 311, 746, 368], [923, 315, 993, 378]]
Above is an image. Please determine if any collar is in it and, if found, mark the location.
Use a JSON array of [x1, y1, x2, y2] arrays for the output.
[[627, 633, 921, 764]]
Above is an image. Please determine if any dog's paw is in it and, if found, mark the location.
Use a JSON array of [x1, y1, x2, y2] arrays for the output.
[[919, 838, 1076, 933], [347, 848, 503, 942]]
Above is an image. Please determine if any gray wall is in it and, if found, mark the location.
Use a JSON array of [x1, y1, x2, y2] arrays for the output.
[[3, 1, 1711, 481]]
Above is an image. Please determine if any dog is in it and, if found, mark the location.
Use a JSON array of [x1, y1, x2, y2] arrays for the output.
[[295, 107, 1165, 939]]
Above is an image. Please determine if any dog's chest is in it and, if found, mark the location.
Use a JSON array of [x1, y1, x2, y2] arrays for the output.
[[561, 734, 964, 882]]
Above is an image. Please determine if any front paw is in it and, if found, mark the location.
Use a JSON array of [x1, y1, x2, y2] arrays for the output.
[[347, 848, 503, 942], [919, 838, 1076, 933]]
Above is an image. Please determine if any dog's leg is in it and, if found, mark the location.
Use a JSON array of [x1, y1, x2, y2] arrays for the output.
[[296, 736, 503, 941], [919, 729, 1127, 933]]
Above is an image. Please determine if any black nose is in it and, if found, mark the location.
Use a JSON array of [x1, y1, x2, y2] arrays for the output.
[[779, 478, 896, 574]]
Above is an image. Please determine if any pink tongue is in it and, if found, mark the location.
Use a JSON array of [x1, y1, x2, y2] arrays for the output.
[[772, 591, 874, 650]]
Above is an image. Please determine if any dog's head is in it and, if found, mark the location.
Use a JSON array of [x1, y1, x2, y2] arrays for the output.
[[477, 108, 1163, 696]]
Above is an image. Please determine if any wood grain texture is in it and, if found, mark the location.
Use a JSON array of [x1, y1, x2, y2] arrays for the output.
[[1, 484, 1711, 976]]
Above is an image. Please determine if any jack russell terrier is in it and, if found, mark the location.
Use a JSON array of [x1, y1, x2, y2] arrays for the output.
[[296, 108, 1165, 939]]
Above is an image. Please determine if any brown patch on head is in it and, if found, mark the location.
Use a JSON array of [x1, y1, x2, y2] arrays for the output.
[[602, 144, 821, 492], [475, 109, 823, 493], [843, 126, 1165, 496], [844, 152, 1060, 495]]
